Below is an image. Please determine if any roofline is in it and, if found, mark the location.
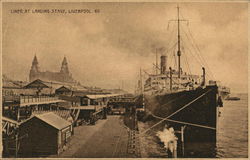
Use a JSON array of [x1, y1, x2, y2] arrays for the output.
[[19, 113, 71, 130]]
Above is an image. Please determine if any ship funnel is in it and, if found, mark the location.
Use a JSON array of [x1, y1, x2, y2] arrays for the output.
[[160, 55, 167, 74], [202, 67, 205, 86]]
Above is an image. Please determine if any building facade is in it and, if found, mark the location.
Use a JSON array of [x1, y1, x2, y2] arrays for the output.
[[29, 56, 76, 83], [18, 112, 73, 156]]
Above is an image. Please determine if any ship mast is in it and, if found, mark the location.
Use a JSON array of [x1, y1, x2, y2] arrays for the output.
[[155, 49, 158, 75], [177, 5, 181, 78], [139, 68, 143, 94]]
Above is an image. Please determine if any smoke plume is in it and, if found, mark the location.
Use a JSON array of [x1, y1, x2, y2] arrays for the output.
[[157, 127, 178, 153]]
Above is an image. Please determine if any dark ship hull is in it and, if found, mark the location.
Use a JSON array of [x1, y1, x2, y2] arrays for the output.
[[136, 85, 219, 157], [134, 5, 221, 157]]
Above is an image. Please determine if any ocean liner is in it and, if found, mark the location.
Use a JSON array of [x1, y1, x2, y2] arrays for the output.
[[135, 6, 222, 157]]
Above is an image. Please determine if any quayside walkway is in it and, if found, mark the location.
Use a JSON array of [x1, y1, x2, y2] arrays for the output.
[[50, 115, 131, 158]]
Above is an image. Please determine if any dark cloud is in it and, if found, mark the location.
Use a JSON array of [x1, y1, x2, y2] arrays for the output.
[[102, 16, 168, 57]]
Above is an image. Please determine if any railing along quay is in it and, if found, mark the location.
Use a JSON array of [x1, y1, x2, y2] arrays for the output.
[[127, 129, 141, 157], [3, 95, 64, 107], [20, 95, 59, 103]]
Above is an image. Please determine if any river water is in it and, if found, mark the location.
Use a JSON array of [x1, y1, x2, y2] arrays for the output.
[[216, 93, 248, 158], [139, 93, 248, 158]]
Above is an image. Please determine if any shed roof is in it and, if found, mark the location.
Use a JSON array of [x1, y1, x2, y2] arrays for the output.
[[2, 75, 27, 89], [84, 94, 122, 99], [3, 81, 21, 89], [55, 86, 72, 92], [23, 79, 49, 89], [35, 112, 71, 130], [22, 112, 71, 130]]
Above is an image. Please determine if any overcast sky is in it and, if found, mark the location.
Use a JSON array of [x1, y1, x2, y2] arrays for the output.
[[2, 2, 248, 93]]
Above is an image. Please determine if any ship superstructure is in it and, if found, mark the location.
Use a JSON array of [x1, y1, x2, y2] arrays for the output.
[[136, 5, 221, 157], [142, 6, 214, 96]]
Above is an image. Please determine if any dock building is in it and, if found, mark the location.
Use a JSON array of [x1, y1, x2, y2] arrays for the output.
[[18, 112, 73, 156], [29, 55, 76, 83]]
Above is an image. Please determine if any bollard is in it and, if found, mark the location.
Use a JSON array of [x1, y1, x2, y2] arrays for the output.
[[15, 133, 18, 157], [181, 125, 186, 157]]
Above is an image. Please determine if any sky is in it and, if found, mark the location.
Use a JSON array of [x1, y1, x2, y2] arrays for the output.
[[2, 2, 248, 93]]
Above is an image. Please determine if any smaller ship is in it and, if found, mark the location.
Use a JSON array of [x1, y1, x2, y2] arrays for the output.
[[217, 82, 230, 99], [225, 96, 240, 101]]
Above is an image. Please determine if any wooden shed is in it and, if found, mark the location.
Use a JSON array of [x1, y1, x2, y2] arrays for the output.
[[18, 112, 72, 157], [55, 86, 73, 95]]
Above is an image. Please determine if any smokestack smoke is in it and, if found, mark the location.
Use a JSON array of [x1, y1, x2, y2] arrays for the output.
[[157, 127, 178, 153]]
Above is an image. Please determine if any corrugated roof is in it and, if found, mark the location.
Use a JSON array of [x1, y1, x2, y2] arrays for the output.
[[23, 79, 49, 89], [56, 86, 72, 92], [3, 80, 22, 89], [45, 82, 88, 92], [2, 76, 25, 89], [35, 112, 71, 130]]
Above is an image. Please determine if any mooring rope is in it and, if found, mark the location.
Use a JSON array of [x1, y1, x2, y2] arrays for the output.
[[140, 89, 213, 134], [152, 114, 216, 130]]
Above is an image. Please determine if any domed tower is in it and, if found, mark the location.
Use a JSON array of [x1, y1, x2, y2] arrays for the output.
[[60, 57, 70, 74], [29, 55, 40, 82]]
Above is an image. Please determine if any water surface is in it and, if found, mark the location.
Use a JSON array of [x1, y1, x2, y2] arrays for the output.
[[216, 93, 248, 158]]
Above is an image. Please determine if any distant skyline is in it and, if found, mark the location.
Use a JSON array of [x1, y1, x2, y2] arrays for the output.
[[2, 2, 248, 93]]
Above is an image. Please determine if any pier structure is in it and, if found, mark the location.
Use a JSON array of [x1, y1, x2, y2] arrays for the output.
[[2, 116, 19, 157], [3, 77, 134, 123], [2, 76, 139, 158], [3, 94, 68, 122], [109, 96, 135, 104], [3, 78, 82, 122], [60, 93, 134, 125], [108, 94, 136, 115], [2, 116, 19, 136]]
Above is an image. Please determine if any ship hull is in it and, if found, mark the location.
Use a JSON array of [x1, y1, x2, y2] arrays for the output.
[[136, 85, 219, 157]]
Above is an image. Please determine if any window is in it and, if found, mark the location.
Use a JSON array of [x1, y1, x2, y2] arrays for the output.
[[90, 99, 95, 105], [81, 98, 89, 106]]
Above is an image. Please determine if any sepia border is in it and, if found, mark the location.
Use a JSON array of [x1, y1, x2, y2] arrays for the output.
[[0, 0, 249, 159]]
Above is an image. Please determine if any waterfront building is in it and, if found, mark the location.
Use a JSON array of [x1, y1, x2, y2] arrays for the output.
[[29, 56, 76, 83], [18, 112, 73, 156]]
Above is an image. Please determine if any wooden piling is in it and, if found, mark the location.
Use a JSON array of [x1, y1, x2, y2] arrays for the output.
[[180, 126, 186, 157]]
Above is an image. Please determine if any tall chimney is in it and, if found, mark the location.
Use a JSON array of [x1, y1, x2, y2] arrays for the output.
[[160, 55, 167, 74], [202, 67, 205, 86], [169, 67, 172, 91]]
